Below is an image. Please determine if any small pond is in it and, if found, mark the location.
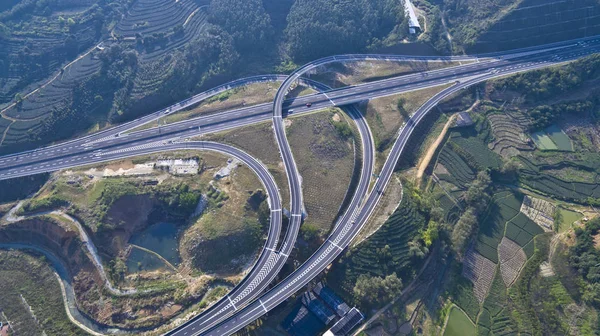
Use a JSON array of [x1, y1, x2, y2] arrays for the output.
[[127, 222, 180, 273]]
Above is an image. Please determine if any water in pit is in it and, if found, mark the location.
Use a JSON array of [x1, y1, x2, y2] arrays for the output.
[[126, 222, 180, 273]]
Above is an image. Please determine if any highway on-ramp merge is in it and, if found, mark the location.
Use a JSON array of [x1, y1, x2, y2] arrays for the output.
[[0, 36, 598, 336]]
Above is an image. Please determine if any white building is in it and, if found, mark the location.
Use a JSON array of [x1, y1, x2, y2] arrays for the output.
[[155, 159, 199, 175]]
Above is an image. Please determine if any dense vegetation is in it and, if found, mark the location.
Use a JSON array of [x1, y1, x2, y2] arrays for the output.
[[450, 171, 492, 257], [208, 0, 273, 54], [328, 187, 439, 309], [0, 173, 48, 203], [0, 250, 88, 336], [284, 0, 406, 61], [571, 218, 600, 307]]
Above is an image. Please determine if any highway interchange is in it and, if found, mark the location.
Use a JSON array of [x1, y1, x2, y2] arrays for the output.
[[0, 36, 599, 336]]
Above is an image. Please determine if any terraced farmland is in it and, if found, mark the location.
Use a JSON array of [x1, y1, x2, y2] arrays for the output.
[[475, 190, 543, 263], [116, 0, 209, 63], [505, 212, 544, 247], [328, 193, 427, 300], [518, 155, 600, 201], [481, 272, 519, 335], [4, 53, 101, 121], [520, 195, 554, 231], [448, 122, 502, 171], [0, 0, 123, 104], [115, 0, 202, 37], [487, 111, 534, 157], [436, 146, 476, 190]]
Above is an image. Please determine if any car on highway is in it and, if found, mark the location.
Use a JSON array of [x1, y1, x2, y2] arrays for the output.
[[305, 102, 312, 107]]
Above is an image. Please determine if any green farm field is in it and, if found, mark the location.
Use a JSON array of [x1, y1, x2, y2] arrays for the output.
[[444, 306, 476, 336], [531, 125, 573, 151], [476, 191, 544, 262], [545, 125, 573, 151]]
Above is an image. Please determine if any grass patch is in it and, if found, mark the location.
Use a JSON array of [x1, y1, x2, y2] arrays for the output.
[[444, 306, 476, 336], [531, 125, 573, 151], [559, 207, 582, 232], [362, 85, 450, 156], [309, 60, 463, 89]]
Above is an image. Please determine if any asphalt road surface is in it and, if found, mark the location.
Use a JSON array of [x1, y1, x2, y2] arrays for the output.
[[0, 36, 598, 336]]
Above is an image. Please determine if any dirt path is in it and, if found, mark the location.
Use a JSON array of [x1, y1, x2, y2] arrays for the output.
[[416, 114, 457, 187], [130, 244, 178, 272], [184, 7, 201, 27]]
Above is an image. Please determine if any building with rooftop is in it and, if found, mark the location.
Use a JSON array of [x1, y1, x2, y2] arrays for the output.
[[323, 308, 365, 336], [455, 112, 474, 127], [404, 0, 421, 35], [313, 283, 350, 317]]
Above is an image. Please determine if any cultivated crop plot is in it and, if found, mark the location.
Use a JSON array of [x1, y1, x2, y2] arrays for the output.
[[435, 146, 475, 190], [487, 112, 534, 157], [4, 53, 102, 121], [497, 237, 526, 287], [462, 247, 497, 303], [518, 156, 600, 202], [519, 195, 554, 232]]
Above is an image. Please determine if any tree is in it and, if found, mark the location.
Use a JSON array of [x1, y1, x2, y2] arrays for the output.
[[582, 283, 600, 306], [421, 220, 439, 247], [408, 239, 429, 258], [353, 272, 403, 307], [284, 0, 404, 61], [465, 171, 492, 212], [451, 208, 478, 258], [553, 208, 563, 233], [208, 0, 274, 54], [501, 159, 520, 179], [397, 97, 409, 119], [300, 223, 320, 242]]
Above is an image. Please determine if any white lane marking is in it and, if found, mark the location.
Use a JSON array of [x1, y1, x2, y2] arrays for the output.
[[328, 239, 343, 251], [322, 91, 336, 105], [259, 300, 268, 313], [280, 252, 289, 258], [227, 295, 237, 310], [271, 209, 282, 212]]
